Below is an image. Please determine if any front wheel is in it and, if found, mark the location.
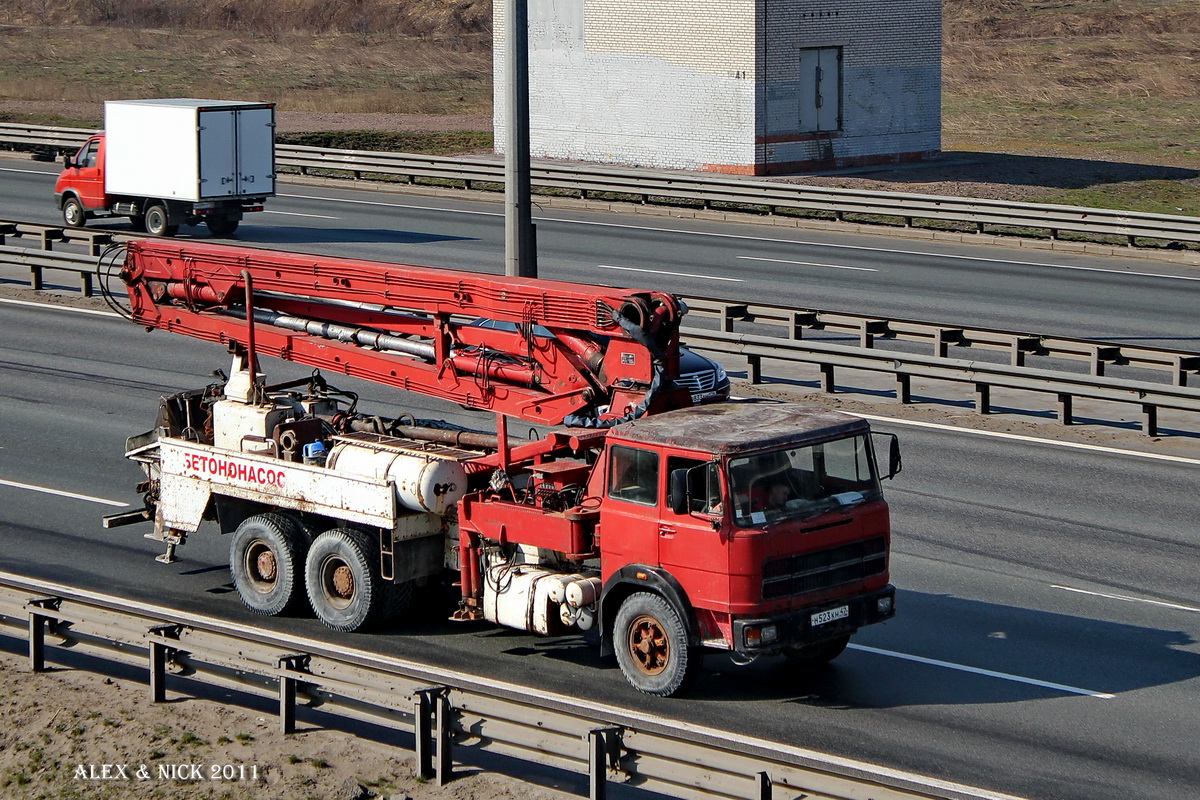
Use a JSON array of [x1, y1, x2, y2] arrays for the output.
[[305, 528, 386, 632], [613, 592, 700, 696], [61, 196, 87, 228], [144, 203, 179, 237]]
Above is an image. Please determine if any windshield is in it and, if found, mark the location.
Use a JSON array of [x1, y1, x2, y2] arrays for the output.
[[728, 434, 881, 527]]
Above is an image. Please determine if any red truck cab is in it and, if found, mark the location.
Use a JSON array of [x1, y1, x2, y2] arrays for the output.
[[55, 135, 107, 226]]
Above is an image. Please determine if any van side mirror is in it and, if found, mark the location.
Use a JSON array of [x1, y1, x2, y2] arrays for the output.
[[62, 153, 74, 169], [873, 432, 902, 479], [668, 469, 689, 515]]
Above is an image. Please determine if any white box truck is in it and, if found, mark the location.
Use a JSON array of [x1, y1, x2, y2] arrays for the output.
[[54, 99, 275, 237]]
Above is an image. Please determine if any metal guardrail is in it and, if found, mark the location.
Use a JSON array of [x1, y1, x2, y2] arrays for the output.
[[0, 572, 1021, 800], [4, 122, 1199, 249], [2, 223, 1198, 436], [2, 221, 1200, 434]]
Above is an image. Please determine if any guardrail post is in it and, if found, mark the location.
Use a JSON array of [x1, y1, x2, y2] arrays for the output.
[[80, 272, 93, 297], [276, 654, 311, 735], [820, 364, 835, 393], [975, 383, 991, 414], [1058, 393, 1074, 425], [26, 597, 60, 673], [588, 727, 622, 800], [935, 328, 964, 358], [435, 691, 452, 785], [40, 228, 63, 251], [747, 354, 761, 384], [29, 266, 43, 291], [147, 624, 183, 703], [896, 373, 911, 404], [1142, 404, 1158, 437], [413, 687, 448, 781], [28, 614, 46, 672], [757, 771, 773, 800]]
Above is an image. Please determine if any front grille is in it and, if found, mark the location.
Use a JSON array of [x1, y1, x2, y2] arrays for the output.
[[762, 537, 886, 600], [675, 369, 717, 393]]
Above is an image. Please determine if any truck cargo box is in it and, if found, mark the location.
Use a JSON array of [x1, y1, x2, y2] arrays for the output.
[[103, 99, 275, 202]]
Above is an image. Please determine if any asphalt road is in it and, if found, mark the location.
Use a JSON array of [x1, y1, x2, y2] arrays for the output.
[[2, 155, 1200, 351], [1, 158, 1199, 799]]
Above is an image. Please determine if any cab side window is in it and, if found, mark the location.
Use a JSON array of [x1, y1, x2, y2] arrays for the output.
[[608, 446, 658, 506], [77, 141, 98, 169]]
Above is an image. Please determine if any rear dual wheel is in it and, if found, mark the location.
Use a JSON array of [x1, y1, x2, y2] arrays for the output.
[[144, 203, 179, 237], [229, 514, 309, 616], [305, 528, 409, 632]]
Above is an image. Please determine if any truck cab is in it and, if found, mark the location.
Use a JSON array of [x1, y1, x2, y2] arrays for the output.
[[594, 401, 898, 692], [55, 135, 107, 222]]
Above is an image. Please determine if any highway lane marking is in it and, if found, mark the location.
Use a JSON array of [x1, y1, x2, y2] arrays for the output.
[[848, 643, 1115, 699], [263, 210, 340, 219], [1053, 584, 1200, 613], [0, 296, 119, 318], [0, 478, 127, 507], [852, 412, 1200, 467], [597, 264, 744, 282], [0, 166, 58, 176], [738, 255, 877, 272]]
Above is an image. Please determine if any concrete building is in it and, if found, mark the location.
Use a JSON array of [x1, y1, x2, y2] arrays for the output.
[[493, 0, 941, 175]]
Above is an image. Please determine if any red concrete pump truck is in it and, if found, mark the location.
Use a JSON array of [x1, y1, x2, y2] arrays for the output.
[[104, 240, 900, 695]]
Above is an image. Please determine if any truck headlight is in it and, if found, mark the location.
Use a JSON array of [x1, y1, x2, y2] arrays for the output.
[[744, 624, 778, 648]]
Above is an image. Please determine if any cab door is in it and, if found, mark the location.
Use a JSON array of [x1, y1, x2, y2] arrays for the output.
[[657, 456, 729, 611], [58, 136, 106, 209]]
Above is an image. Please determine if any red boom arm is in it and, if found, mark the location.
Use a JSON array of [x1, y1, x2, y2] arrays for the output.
[[119, 240, 690, 426]]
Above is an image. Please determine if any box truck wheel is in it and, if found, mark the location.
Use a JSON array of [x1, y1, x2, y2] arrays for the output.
[[613, 592, 701, 696], [229, 514, 309, 616], [206, 217, 239, 237], [783, 634, 850, 665], [144, 203, 179, 237], [61, 196, 87, 228], [306, 528, 385, 632]]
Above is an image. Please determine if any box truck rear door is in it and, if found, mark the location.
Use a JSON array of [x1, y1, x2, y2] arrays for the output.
[[234, 107, 275, 196], [198, 109, 239, 198]]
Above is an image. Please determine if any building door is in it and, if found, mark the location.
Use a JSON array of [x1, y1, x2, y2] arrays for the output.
[[797, 47, 842, 133]]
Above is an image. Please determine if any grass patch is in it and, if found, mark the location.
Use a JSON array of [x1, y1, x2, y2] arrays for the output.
[[279, 130, 491, 155]]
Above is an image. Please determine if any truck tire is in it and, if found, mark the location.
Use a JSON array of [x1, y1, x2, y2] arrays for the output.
[[613, 592, 700, 696], [144, 204, 179, 237], [381, 580, 415, 623], [206, 217, 239, 237], [306, 528, 385, 632], [229, 514, 308, 616], [783, 634, 850, 665], [61, 196, 87, 228]]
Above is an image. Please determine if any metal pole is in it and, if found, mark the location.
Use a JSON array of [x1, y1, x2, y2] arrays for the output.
[[504, 0, 537, 278]]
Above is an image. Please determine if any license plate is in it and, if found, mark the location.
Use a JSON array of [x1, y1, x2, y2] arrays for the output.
[[811, 605, 849, 627]]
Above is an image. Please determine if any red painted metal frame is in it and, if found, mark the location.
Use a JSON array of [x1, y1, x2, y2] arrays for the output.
[[120, 240, 687, 425]]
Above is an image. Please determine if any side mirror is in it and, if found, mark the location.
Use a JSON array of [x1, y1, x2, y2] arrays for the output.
[[668, 469, 689, 515], [62, 153, 74, 169], [873, 432, 902, 479]]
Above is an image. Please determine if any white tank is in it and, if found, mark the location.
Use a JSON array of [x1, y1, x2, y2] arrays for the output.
[[327, 440, 468, 514]]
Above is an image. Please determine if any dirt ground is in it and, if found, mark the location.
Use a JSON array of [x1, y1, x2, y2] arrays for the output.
[[0, 648, 573, 800]]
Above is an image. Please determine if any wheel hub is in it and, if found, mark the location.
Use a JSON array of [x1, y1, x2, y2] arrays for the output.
[[331, 565, 355, 598], [255, 549, 277, 582], [628, 615, 669, 675]]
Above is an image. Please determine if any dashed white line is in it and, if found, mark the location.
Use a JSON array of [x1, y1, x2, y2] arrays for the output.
[[597, 264, 744, 282], [848, 644, 1115, 699], [263, 210, 339, 219], [0, 478, 127, 508], [738, 255, 877, 272], [1052, 584, 1200, 613], [853, 412, 1200, 467]]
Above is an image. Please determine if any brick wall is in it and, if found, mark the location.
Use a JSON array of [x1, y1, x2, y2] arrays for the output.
[[494, 0, 941, 174]]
